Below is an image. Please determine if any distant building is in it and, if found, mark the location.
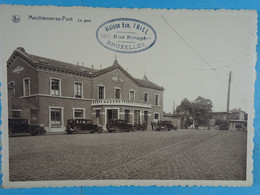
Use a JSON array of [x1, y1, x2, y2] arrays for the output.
[[7, 47, 164, 132], [162, 112, 181, 129], [211, 108, 247, 130]]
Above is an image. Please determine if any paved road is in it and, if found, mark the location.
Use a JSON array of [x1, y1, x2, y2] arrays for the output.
[[9, 129, 247, 181]]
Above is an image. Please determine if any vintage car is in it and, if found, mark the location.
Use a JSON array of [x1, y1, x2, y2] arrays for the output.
[[66, 119, 103, 134], [132, 122, 147, 131], [155, 121, 177, 131], [8, 118, 46, 136], [106, 119, 133, 132]]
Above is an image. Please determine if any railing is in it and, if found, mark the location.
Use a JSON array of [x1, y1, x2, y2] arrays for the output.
[[91, 99, 152, 108]]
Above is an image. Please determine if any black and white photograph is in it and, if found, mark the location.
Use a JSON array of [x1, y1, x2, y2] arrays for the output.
[[0, 5, 256, 188]]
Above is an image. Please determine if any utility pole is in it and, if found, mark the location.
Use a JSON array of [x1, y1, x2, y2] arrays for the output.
[[173, 101, 175, 115], [226, 71, 232, 125]]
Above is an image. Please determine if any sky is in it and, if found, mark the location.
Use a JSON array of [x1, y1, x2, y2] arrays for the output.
[[0, 6, 257, 113]]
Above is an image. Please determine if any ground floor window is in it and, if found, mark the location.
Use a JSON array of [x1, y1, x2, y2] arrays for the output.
[[74, 109, 84, 119], [12, 110, 21, 118], [154, 113, 160, 122], [107, 109, 118, 121], [134, 110, 140, 124], [125, 110, 130, 123], [50, 108, 62, 127]]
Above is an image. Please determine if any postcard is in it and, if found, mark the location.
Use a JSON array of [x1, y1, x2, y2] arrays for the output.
[[0, 5, 257, 188]]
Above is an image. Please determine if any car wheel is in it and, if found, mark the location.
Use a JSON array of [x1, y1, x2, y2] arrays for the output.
[[97, 127, 103, 133], [74, 127, 81, 134], [132, 126, 137, 132], [32, 130, 38, 136], [39, 129, 45, 135]]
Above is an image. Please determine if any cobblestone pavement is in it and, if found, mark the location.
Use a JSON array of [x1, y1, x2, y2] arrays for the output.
[[9, 130, 247, 181]]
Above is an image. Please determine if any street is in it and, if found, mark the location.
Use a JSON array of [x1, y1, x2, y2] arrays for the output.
[[9, 129, 247, 181]]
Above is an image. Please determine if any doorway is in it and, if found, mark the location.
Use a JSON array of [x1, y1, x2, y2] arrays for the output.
[[107, 109, 118, 122]]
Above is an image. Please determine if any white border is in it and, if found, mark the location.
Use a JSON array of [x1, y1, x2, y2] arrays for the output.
[[0, 5, 255, 188]]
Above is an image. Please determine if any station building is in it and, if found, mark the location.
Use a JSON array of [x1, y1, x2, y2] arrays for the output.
[[7, 47, 164, 132]]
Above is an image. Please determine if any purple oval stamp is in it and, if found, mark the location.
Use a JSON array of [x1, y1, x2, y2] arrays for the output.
[[96, 18, 157, 53]]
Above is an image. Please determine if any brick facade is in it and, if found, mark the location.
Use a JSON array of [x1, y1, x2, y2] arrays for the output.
[[7, 48, 164, 132]]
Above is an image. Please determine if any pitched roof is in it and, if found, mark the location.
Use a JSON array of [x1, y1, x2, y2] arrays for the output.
[[8, 47, 164, 91], [29, 54, 98, 74], [135, 78, 164, 91]]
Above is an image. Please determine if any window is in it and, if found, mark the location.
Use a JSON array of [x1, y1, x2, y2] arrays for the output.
[[144, 111, 148, 122], [115, 88, 121, 99], [155, 95, 159, 106], [129, 90, 135, 100], [112, 109, 118, 119], [8, 81, 15, 94], [107, 109, 118, 120], [74, 82, 83, 98], [154, 113, 160, 122], [98, 85, 105, 99], [50, 108, 62, 127], [51, 78, 61, 96], [74, 109, 84, 119], [12, 110, 21, 118], [23, 78, 30, 96], [125, 110, 130, 123], [144, 93, 148, 102]]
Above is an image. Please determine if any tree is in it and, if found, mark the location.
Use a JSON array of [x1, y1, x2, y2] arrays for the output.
[[193, 96, 213, 126], [176, 98, 194, 127], [176, 98, 193, 114]]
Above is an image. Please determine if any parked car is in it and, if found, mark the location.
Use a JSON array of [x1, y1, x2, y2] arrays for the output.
[[8, 118, 46, 136], [66, 119, 103, 134], [132, 122, 147, 131], [155, 121, 177, 131], [106, 119, 133, 132]]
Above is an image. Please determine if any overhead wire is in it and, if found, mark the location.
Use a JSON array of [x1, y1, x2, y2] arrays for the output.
[[160, 15, 240, 95]]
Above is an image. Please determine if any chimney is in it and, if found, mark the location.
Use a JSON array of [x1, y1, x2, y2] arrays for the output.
[[77, 62, 79, 65], [82, 62, 84, 67], [91, 65, 94, 69], [100, 64, 102, 70]]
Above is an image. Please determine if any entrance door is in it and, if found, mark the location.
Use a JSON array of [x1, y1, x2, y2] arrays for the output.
[[107, 109, 118, 122]]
